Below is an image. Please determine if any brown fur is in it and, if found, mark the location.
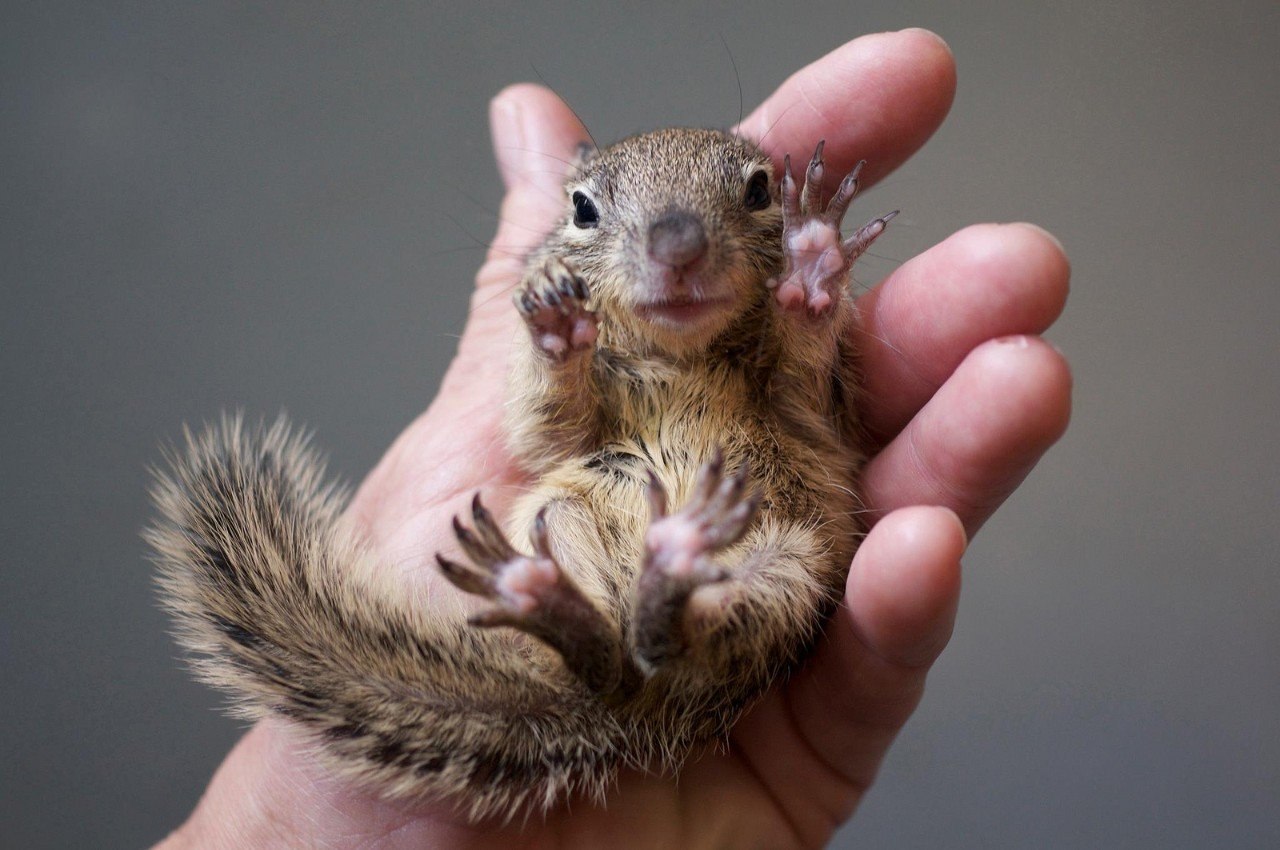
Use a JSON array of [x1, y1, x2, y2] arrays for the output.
[[148, 128, 870, 822]]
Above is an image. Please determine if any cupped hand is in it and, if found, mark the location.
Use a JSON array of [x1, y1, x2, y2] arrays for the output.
[[160, 29, 1070, 850]]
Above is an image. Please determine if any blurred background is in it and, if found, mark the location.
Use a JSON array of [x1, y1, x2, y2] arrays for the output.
[[2, 2, 1276, 847]]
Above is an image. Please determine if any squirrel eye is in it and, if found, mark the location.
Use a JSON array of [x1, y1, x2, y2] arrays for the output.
[[743, 171, 771, 211], [572, 191, 599, 228]]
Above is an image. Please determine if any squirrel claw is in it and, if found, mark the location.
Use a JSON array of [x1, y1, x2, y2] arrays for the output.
[[441, 496, 569, 619]]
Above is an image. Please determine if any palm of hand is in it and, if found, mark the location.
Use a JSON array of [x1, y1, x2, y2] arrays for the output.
[[163, 29, 1069, 850]]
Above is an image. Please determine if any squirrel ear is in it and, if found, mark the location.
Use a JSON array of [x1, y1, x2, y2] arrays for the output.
[[571, 141, 598, 172]]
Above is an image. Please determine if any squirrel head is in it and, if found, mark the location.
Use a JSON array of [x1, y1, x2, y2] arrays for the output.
[[539, 128, 784, 357]]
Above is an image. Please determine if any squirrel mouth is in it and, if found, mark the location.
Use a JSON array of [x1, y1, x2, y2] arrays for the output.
[[635, 295, 730, 325]]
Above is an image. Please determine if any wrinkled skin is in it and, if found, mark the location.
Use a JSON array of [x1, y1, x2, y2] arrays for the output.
[[157, 29, 1071, 850]]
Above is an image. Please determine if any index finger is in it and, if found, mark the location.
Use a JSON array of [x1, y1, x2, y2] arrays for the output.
[[737, 29, 956, 192]]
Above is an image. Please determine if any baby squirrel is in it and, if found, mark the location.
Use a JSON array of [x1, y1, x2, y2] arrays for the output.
[[148, 127, 896, 821]]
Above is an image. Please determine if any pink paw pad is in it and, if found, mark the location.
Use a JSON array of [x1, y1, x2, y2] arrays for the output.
[[436, 495, 569, 626], [495, 557, 559, 613], [646, 515, 709, 577], [640, 452, 759, 585]]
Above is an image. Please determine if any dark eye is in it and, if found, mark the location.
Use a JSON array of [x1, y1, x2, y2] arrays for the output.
[[572, 191, 599, 228], [743, 171, 771, 211]]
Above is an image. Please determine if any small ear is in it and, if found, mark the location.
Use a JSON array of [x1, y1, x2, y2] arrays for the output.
[[571, 141, 598, 172]]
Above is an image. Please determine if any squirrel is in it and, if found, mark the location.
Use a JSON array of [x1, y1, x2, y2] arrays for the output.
[[147, 127, 896, 822]]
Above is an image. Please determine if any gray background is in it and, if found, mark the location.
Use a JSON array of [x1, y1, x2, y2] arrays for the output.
[[2, 1, 1276, 847]]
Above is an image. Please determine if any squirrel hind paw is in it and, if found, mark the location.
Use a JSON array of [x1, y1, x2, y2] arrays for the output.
[[631, 453, 760, 669], [439, 495, 633, 698]]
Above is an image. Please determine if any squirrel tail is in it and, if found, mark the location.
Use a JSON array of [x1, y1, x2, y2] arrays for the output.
[[146, 416, 623, 821]]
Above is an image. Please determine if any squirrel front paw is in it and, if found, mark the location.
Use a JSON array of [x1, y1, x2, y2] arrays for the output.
[[516, 257, 599, 361], [769, 141, 898, 319], [630, 450, 760, 671]]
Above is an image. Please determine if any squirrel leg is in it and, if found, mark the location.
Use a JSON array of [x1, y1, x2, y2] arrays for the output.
[[630, 450, 761, 672], [437, 493, 636, 699], [506, 257, 605, 470], [630, 457, 843, 686], [763, 143, 892, 425]]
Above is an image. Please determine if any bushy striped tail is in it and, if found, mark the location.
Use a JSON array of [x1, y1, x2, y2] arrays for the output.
[[146, 416, 624, 821]]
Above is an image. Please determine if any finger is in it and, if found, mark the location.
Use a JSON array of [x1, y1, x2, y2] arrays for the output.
[[856, 222, 1070, 444], [488, 84, 588, 250], [860, 335, 1072, 536], [780, 155, 799, 226], [737, 29, 956, 193], [732, 506, 965, 831], [844, 507, 966, 668]]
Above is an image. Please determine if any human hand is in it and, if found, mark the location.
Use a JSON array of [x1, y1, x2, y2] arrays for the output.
[[159, 29, 1070, 849]]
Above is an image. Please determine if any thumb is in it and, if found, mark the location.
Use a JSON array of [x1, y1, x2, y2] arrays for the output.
[[444, 84, 588, 396], [468, 85, 589, 332], [348, 86, 587, 547]]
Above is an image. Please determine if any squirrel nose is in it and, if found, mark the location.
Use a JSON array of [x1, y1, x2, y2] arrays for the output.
[[647, 210, 708, 269]]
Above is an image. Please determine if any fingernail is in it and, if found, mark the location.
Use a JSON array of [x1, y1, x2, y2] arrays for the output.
[[1011, 221, 1066, 256], [898, 27, 953, 55]]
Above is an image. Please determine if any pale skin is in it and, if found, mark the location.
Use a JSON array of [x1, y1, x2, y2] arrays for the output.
[[157, 29, 1072, 849]]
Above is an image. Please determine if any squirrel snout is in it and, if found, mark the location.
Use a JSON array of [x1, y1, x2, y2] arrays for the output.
[[647, 210, 708, 270]]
